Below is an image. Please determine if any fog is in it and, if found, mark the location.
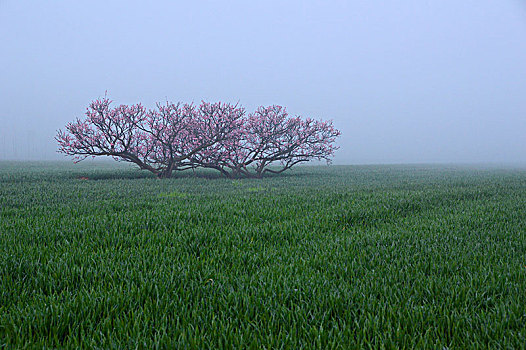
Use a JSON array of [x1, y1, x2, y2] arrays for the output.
[[1, 0, 525, 164]]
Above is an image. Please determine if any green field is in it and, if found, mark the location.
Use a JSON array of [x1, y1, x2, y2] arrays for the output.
[[1, 161, 525, 348]]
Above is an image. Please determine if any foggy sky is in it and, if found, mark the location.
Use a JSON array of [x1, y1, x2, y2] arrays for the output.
[[1, 0, 525, 164]]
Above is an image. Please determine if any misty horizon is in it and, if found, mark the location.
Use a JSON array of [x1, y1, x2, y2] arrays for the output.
[[1, 0, 526, 165]]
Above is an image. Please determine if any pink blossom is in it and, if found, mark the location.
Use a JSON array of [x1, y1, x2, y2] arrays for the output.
[[57, 96, 340, 178]]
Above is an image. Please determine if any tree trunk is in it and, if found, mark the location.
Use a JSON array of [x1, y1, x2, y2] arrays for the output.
[[157, 169, 173, 179], [157, 161, 178, 179]]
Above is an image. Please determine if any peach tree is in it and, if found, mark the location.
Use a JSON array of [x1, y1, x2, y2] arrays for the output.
[[57, 97, 340, 178]]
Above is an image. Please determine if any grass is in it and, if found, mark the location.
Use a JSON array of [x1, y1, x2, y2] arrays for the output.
[[1, 161, 525, 348]]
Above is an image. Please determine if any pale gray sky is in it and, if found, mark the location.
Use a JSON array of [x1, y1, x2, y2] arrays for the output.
[[1, 0, 525, 164]]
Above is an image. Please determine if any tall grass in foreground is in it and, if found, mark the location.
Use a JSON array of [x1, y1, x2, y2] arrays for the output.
[[1, 162, 525, 348]]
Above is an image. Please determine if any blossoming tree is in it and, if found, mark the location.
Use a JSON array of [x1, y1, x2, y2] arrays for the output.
[[57, 97, 340, 178], [192, 105, 341, 177]]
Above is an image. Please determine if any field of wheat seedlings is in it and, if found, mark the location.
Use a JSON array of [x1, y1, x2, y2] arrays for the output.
[[1, 162, 525, 348]]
